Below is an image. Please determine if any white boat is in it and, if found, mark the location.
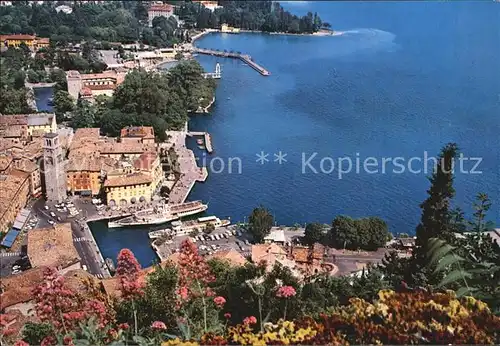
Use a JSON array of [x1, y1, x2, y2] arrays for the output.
[[108, 201, 208, 228], [148, 229, 172, 239], [170, 215, 231, 236]]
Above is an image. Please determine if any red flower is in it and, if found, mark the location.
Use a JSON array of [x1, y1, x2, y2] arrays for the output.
[[224, 312, 231, 319], [276, 285, 296, 298], [243, 316, 257, 325], [63, 336, 73, 345], [178, 286, 189, 300], [14, 341, 29, 346], [118, 322, 130, 330], [214, 296, 226, 308], [151, 321, 167, 330], [116, 249, 144, 300]]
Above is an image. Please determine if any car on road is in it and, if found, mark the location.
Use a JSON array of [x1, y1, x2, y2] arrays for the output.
[[50, 211, 56, 217], [48, 220, 55, 225], [82, 265, 88, 271], [44, 205, 49, 210]]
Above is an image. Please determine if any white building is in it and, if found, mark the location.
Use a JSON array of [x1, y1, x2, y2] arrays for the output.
[[148, 3, 175, 27], [195, 1, 222, 12], [55, 5, 73, 14]]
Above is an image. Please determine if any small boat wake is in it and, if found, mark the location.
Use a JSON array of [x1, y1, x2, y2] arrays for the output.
[[335, 28, 399, 53]]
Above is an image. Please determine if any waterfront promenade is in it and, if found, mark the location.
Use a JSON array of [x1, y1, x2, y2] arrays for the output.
[[164, 130, 208, 204]]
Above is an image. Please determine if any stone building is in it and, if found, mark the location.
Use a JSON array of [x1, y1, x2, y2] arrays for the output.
[[43, 132, 67, 202]]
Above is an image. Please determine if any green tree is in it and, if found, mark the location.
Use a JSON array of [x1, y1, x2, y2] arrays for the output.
[[303, 222, 325, 245], [53, 90, 75, 116], [248, 206, 274, 243], [70, 100, 96, 129], [328, 216, 389, 251], [412, 143, 458, 283]]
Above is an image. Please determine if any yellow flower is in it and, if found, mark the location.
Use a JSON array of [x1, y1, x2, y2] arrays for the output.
[[378, 289, 395, 302]]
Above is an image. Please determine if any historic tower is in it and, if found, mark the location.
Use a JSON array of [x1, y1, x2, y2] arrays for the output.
[[43, 132, 67, 202]]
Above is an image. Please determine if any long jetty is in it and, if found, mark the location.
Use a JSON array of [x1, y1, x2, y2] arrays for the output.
[[193, 48, 270, 76]]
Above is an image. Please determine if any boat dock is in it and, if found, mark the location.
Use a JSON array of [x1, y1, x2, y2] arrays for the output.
[[164, 131, 209, 205], [187, 131, 213, 154], [192, 48, 270, 76]]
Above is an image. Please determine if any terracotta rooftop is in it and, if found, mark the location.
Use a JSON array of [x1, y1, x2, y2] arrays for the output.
[[14, 158, 39, 173], [63, 269, 95, 296], [133, 152, 158, 171], [207, 249, 247, 266], [67, 155, 117, 172], [99, 142, 155, 154], [0, 113, 54, 127], [120, 126, 155, 139], [101, 267, 150, 299], [291, 246, 309, 263], [251, 244, 287, 267], [80, 87, 93, 96], [0, 124, 24, 138], [149, 4, 173, 12], [0, 153, 13, 172], [104, 172, 153, 188], [0, 267, 46, 310], [0, 34, 36, 40], [0, 169, 30, 219], [27, 224, 80, 269]]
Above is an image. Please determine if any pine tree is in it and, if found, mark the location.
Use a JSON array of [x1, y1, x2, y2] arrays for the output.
[[411, 143, 458, 284]]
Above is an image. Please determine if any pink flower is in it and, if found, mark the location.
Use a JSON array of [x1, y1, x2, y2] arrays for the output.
[[224, 312, 231, 319], [178, 286, 189, 300], [151, 321, 167, 330], [118, 322, 130, 330], [14, 341, 29, 346], [276, 285, 296, 298], [213, 296, 226, 308], [63, 336, 73, 345], [243, 316, 257, 325]]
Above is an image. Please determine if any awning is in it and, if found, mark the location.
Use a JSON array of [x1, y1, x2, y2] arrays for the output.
[[1, 228, 20, 248], [13, 221, 24, 230]]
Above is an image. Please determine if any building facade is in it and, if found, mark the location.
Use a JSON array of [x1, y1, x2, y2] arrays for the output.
[[104, 172, 154, 206], [0, 113, 57, 139], [0, 34, 49, 51], [148, 3, 175, 27], [43, 133, 67, 202], [0, 169, 30, 234], [66, 70, 126, 101]]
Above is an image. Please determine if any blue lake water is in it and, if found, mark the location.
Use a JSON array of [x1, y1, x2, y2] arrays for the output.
[[91, 1, 500, 267], [33, 87, 54, 112]]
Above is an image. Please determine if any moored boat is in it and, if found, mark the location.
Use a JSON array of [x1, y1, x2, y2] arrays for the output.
[[108, 201, 208, 228]]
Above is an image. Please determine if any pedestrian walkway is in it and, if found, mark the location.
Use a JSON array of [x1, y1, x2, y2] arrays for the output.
[[0, 252, 21, 257]]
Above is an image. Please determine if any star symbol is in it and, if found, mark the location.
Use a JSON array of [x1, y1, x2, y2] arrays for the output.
[[256, 151, 269, 165], [274, 151, 287, 164]]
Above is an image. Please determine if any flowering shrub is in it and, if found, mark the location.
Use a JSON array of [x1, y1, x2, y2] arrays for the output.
[[213, 296, 226, 308], [276, 286, 296, 298], [116, 249, 144, 300], [152, 321, 167, 331], [170, 290, 500, 345]]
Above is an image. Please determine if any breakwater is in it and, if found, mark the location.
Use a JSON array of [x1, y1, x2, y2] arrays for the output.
[[193, 48, 270, 76]]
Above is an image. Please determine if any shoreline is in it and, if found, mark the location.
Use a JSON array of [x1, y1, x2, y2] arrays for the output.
[[190, 28, 344, 45]]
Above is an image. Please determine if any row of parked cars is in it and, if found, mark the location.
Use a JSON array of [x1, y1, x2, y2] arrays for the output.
[[12, 254, 31, 275]]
